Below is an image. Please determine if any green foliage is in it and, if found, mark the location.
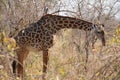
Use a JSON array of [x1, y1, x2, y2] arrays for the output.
[[116, 26, 120, 35], [110, 25, 120, 44], [0, 31, 16, 79], [0, 31, 16, 50], [58, 67, 65, 76]]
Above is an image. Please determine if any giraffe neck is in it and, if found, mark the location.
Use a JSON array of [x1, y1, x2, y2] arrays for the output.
[[36, 14, 94, 34]]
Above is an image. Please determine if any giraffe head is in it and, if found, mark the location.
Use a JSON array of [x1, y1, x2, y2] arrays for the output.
[[93, 24, 106, 46]]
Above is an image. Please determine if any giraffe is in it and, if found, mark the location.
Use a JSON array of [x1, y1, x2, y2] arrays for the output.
[[12, 14, 106, 79]]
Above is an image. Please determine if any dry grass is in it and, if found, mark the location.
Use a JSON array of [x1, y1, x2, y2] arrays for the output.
[[0, 30, 120, 80], [0, 0, 120, 80], [19, 30, 120, 80]]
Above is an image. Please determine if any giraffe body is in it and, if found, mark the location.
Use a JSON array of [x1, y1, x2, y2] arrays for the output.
[[12, 14, 105, 79], [15, 14, 104, 51]]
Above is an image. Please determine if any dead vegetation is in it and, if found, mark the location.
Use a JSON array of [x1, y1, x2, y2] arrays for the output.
[[0, 0, 120, 80]]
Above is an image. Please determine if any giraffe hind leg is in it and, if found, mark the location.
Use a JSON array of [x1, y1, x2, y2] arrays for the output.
[[12, 60, 17, 75], [12, 47, 29, 79]]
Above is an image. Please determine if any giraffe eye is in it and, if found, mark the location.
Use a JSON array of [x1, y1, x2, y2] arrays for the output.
[[96, 30, 104, 35]]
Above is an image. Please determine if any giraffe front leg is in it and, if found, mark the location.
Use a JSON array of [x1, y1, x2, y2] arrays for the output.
[[92, 36, 97, 49], [42, 49, 49, 80]]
